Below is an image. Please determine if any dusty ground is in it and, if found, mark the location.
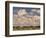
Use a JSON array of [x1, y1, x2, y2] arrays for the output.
[[13, 15, 40, 30]]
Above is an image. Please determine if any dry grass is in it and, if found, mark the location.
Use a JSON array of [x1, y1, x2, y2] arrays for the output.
[[13, 26, 40, 31]]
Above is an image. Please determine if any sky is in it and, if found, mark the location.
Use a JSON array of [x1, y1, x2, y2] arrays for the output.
[[13, 7, 40, 16]]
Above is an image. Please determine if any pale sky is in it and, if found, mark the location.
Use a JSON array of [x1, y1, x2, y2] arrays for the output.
[[13, 7, 40, 16]]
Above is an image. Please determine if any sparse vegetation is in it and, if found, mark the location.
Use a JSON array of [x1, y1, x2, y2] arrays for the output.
[[13, 26, 40, 31]]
